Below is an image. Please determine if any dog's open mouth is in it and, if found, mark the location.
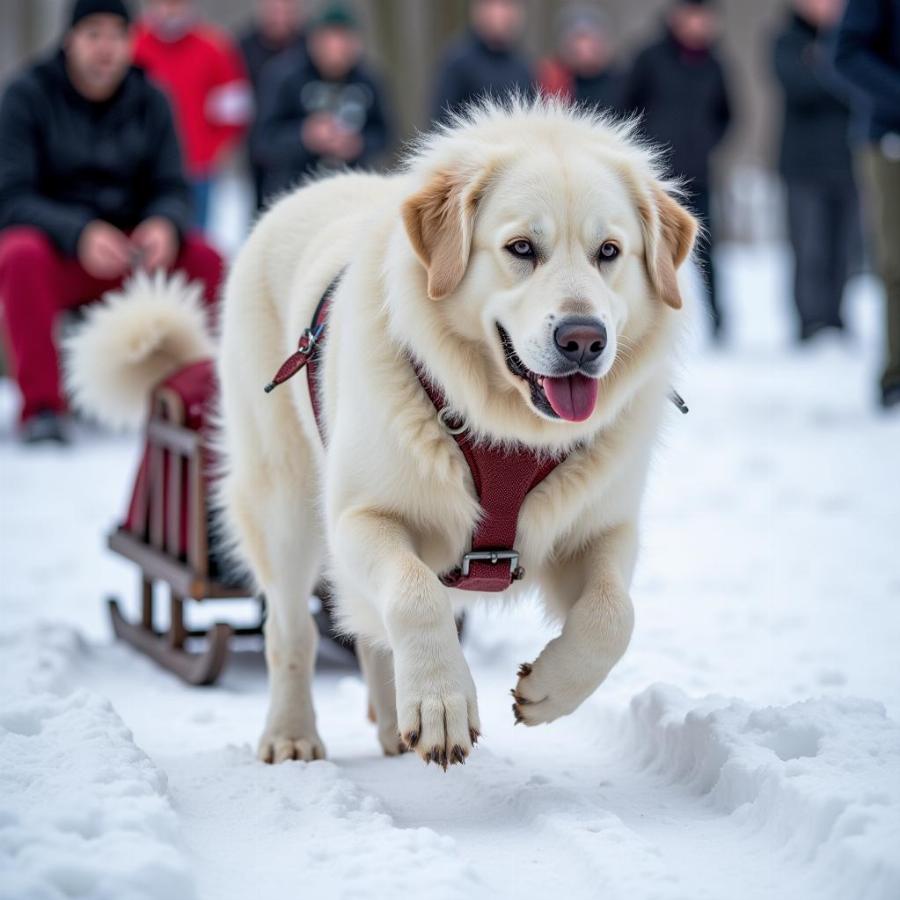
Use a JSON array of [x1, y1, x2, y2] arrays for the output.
[[496, 324, 599, 423]]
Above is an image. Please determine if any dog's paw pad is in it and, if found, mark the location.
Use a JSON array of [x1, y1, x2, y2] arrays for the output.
[[258, 733, 326, 764]]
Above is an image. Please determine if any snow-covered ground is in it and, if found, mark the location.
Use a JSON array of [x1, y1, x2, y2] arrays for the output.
[[1, 244, 899, 900]]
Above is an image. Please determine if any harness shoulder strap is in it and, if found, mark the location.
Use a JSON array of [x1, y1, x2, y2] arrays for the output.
[[263, 276, 339, 444]]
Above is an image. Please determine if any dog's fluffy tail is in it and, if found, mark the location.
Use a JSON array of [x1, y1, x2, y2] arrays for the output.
[[65, 270, 214, 430]]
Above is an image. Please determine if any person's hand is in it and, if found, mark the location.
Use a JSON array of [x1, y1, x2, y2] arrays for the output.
[[330, 127, 363, 162], [301, 112, 340, 155], [76, 220, 132, 280], [131, 217, 178, 272]]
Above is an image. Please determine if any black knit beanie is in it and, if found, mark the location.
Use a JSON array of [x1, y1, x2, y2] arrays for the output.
[[70, 0, 132, 28]]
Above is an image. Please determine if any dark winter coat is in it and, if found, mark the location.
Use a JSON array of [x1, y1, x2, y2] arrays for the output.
[[623, 30, 732, 188], [833, 0, 900, 141], [538, 57, 625, 113], [0, 50, 191, 256], [238, 26, 307, 95], [432, 30, 533, 122], [774, 13, 855, 180], [572, 70, 625, 111], [251, 52, 390, 200], [238, 27, 307, 209]]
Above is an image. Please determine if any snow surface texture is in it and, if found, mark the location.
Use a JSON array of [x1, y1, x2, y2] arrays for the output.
[[1, 244, 899, 900]]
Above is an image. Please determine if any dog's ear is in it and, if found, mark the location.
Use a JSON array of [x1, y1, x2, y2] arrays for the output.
[[641, 186, 698, 311], [402, 169, 481, 301]]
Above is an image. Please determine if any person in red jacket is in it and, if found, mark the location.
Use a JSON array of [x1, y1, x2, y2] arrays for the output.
[[134, 0, 251, 230]]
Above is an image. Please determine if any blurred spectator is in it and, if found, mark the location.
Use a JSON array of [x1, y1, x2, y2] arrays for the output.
[[252, 5, 390, 203], [834, 0, 900, 410], [0, 0, 223, 445], [624, 0, 733, 339], [135, 0, 251, 230], [774, 0, 859, 343], [238, 0, 308, 210], [433, 0, 533, 122], [538, 5, 625, 112]]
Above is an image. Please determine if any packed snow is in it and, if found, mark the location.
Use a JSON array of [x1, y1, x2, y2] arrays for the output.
[[1, 243, 899, 900]]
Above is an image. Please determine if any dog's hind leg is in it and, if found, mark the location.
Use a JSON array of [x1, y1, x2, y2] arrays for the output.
[[357, 641, 405, 756], [258, 559, 325, 763], [223, 444, 326, 763]]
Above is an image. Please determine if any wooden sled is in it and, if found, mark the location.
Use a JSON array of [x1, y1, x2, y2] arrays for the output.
[[105, 360, 459, 684], [106, 361, 262, 685]]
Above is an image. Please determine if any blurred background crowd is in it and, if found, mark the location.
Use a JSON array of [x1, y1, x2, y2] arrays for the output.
[[0, 0, 898, 445]]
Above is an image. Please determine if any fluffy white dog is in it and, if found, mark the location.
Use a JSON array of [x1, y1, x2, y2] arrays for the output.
[[69, 100, 697, 770]]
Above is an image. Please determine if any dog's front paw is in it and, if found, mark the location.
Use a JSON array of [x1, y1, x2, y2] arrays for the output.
[[511, 639, 597, 727], [395, 657, 481, 769], [257, 728, 326, 763]]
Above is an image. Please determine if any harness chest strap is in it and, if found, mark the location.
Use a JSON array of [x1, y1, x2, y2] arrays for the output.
[[414, 369, 565, 591]]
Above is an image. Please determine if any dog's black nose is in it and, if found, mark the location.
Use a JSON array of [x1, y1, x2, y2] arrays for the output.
[[553, 317, 607, 366]]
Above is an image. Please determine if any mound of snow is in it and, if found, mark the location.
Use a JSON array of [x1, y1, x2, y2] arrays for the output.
[[0, 690, 195, 900], [621, 686, 900, 900], [169, 746, 481, 900]]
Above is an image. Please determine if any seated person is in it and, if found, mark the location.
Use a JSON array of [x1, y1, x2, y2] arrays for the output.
[[251, 4, 390, 204], [0, 0, 224, 444]]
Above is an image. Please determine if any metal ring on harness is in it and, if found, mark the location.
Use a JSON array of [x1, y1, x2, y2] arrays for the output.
[[438, 407, 467, 435]]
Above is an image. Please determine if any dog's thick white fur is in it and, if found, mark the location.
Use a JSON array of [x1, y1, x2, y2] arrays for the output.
[[217, 99, 697, 767], [68, 100, 697, 769]]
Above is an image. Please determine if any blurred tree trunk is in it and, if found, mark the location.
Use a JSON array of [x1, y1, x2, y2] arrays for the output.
[[370, 0, 468, 155]]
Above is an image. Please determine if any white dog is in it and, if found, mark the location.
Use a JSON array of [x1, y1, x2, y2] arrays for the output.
[[69, 100, 697, 769]]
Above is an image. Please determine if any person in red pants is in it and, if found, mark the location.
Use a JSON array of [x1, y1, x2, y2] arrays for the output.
[[0, 0, 224, 444]]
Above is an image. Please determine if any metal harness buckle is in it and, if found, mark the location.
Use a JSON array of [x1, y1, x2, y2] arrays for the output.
[[460, 549, 523, 580]]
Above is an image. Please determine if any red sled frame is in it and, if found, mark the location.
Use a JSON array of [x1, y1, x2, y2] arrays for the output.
[[106, 383, 262, 685]]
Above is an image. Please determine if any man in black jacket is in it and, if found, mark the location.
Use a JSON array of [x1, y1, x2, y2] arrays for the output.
[[432, 0, 533, 123], [0, 0, 224, 444], [251, 5, 389, 203], [237, 0, 308, 210], [624, 0, 732, 338], [835, 0, 900, 409], [775, 0, 859, 342]]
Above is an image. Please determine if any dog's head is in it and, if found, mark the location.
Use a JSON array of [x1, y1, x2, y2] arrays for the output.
[[400, 101, 697, 431]]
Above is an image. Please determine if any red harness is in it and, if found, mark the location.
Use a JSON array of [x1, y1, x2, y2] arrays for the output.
[[265, 279, 566, 592]]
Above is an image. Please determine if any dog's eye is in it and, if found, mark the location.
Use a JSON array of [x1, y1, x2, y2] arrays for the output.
[[597, 241, 620, 263], [506, 239, 535, 260]]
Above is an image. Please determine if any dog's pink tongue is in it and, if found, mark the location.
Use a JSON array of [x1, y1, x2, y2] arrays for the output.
[[543, 373, 599, 422]]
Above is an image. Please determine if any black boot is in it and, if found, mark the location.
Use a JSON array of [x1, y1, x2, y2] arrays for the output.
[[881, 383, 900, 411], [21, 410, 70, 445]]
